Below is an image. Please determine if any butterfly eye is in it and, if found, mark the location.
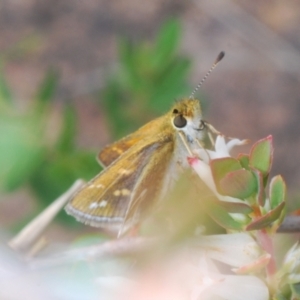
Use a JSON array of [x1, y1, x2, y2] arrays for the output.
[[173, 109, 179, 114], [173, 114, 187, 128]]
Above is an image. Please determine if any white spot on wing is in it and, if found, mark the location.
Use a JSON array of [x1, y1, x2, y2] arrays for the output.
[[89, 200, 108, 209], [89, 202, 98, 209], [99, 200, 108, 207]]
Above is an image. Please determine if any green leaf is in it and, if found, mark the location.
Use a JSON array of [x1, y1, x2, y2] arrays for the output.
[[152, 19, 180, 68], [246, 202, 285, 231], [205, 198, 244, 230], [101, 19, 193, 141], [34, 69, 58, 107], [211, 157, 242, 180], [119, 39, 141, 91], [291, 282, 300, 297], [269, 175, 286, 209], [210, 157, 243, 194], [249, 135, 273, 176], [56, 105, 77, 153], [149, 58, 191, 111], [0, 116, 45, 191], [273, 292, 289, 300], [219, 169, 257, 199], [237, 153, 250, 170], [0, 69, 12, 104], [212, 199, 253, 214], [101, 80, 131, 138], [30, 151, 101, 224], [252, 169, 266, 206]]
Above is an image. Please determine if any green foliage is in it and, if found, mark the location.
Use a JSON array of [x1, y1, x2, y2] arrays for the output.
[[190, 135, 300, 297], [205, 136, 286, 231], [101, 19, 193, 138], [34, 69, 58, 106], [205, 198, 244, 231], [291, 282, 300, 298], [211, 157, 242, 183], [215, 199, 253, 214], [0, 69, 100, 226], [0, 70, 12, 104], [270, 175, 286, 209], [246, 202, 285, 230], [56, 105, 77, 154], [219, 169, 257, 199], [252, 169, 266, 206], [30, 151, 100, 224], [249, 135, 273, 176], [0, 113, 44, 191], [211, 158, 256, 199]]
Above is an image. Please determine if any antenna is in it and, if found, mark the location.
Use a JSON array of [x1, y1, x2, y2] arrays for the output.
[[189, 51, 225, 99]]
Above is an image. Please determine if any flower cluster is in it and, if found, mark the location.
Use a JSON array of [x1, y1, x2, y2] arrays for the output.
[[186, 134, 300, 299]]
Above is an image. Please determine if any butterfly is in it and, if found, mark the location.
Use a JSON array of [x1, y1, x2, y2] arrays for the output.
[[65, 52, 225, 236]]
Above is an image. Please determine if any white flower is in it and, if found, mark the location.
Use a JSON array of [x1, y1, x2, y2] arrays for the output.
[[98, 233, 269, 300], [198, 233, 266, 269], [95, 276, 137, 300], [185, 240, 269, 300], [278, 242, 300, 284], [195, 135, 247, 163], [190, 135, 248, 205], [191, 272, 269, 300]]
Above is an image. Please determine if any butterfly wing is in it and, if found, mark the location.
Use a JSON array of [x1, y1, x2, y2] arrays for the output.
[[98, 116, 164, 167], [65, 131, 174, 232]]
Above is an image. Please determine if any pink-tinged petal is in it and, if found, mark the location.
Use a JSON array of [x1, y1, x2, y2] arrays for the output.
[[233, 253, 271, 274], [188, 157, 218, 193], [194, 148, 210, 163]]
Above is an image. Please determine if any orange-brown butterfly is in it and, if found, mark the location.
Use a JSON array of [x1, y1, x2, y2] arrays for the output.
[[65, 52, 225, 236]]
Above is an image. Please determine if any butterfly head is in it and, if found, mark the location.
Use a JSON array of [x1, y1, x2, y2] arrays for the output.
[[170, 98, 206, 141]]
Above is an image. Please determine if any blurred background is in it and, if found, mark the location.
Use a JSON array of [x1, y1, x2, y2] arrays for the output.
[[1, 0, 300, 241]]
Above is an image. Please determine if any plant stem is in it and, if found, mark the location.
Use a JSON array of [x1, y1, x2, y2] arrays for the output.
[[257, 229, 276, 276]]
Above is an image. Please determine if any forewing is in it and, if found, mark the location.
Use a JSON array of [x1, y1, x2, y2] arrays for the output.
[[65, 133, 173, 230], [98, 116, 164, 167], [98, 133, 142, 168]]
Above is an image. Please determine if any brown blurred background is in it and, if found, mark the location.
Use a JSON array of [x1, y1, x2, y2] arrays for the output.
[[1, 0, 300, 236]]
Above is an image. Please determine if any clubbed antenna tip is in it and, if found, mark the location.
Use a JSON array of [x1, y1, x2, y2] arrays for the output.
[[189, 51, 225, 99], [215, 51, 225, 64]]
